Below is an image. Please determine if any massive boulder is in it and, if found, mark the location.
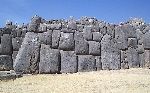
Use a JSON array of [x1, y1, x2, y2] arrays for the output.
[[39, 44, 60, 74], [60, 51, 77, 73], [14, 32, 40, 74]]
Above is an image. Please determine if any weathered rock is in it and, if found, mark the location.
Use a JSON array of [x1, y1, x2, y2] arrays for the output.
[[0, 34, 13, 55], [139, 53, 144, 68], [78, 55, 96, 72], [127, 47, 139, 68], [14, 32, 40, 74], [143, 31, 150, 49], [88, 41, 101, 56], [60, 51, 77, 73], [68, 21, 77, 30], [39, 44, 60, 74], [52, 30, 61, 49], [61, 28, 75, 33], [95, 56, 102, 70], [128, 38, 137, 48], [83, 26, 93, 41], [12, 51, 18, 64], [121, 63, 129, 69], [0, 55, 13, 71], [12, 37, 23, 51], [137, 45, 144, 54], [59, 33, 74, 51], [0, 70, 22, 80], [144, 50, 150, 68], [115, 26, 128, 50], [92, 32, 103, 42], [101, 34, 120, 70], [38, 30, 52, 46]]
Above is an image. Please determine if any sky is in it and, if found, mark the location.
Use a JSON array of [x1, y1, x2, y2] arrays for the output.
[[0, 0, 150, 27]]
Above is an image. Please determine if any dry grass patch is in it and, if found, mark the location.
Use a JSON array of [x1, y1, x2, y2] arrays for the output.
[[1, 68, 150, 93]]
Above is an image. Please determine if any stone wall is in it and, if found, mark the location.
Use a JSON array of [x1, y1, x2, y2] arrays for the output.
[[0, 16, 150, 74]]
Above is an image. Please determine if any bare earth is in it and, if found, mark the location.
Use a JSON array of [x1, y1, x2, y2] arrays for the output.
[[1, 68, 150, 93]]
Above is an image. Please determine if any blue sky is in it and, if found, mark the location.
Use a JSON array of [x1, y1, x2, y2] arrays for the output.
[[0, 0, 150, 27]]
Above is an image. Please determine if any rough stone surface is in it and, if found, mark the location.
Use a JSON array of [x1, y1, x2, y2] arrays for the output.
[[60, 51, 77, 73], [144, 50, 150, 68], [101, 34, 120, 70], [143, 31, 150, 49], [39, 44, 60, 74], [127, 47, 139, 68], [78, 55, 96, 72], [128, 38, 137, 48], [88, 41, 101, 56], [59, 33, 74, 51], [92, 32, 103, 42], [0, 34, 13, 55], [0, 55, 13, 71], [12, 37, 23, 51], [95, 56, 102, 70], [83, 26, 93, 41], [14, 32, 40, 74], [52, 30, 61, 49]]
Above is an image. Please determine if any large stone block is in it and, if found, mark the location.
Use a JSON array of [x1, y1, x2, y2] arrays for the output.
[[38, 30, 52, 46], [75, 39, 89, 55], [92, 32, 103, 42], [144, 50, 150, 68], [101, 34, 120, 70], [0, 34, 13, 55], [143, 31, 150, 49], [78, 55, 96, 72], [83, 26, 93, 41], [12, 37, 23, 51], [68, 21, 77, 30], [127, 47, 139, 68], [39, 44, 60, 74], [0, 55, 13, 71], [137, 45, 144, 54], [115, 26, 128, 50], [59, 33, 74, 51], [139, 53, 144, 68], [12, 51, 18, 64], [14, 32, 40, 74], [52, 30, 61, 49], [60, 51, 77, 73], [95, 56, 102, 70], [88, 41, 100, 56], [128, 38, 137, 48]]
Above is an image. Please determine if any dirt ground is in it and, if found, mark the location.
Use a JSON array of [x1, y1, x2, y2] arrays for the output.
[[0, 68, 150, 93]]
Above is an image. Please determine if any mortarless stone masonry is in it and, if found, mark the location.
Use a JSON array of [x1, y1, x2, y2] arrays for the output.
[[0, 16, 150, 74]]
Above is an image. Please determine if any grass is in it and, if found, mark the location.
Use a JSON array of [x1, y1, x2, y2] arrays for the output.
[[1, 68, 150, 93]]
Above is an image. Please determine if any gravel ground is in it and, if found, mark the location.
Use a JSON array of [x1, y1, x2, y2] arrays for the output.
[[0, 68, 150, 93]]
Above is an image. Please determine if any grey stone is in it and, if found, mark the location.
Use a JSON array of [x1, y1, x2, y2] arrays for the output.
[[14, 32, 40, 74], [0, 55, 13, 71], [39, 44, 60, 74], [61, 28, 75, 33], [144, 50, 150, 68], [101, 34, 120, 70], [52, 30, 61, 49], [59, 32, 74, 51], [121, 63, 129, 69], [127, 47, 139, 68], [12, 37, 23, 51], [75, 39, 89, 55], [0, 34, 13, 55], [139, 53, 144, 68], [88, 41, 100, 56], [60, 51, 77, 73], [39, 23, 47, 32], [100, 26, 107, 36], [95, 56, 102, 70], [38, 30, 52, 46], [137, 45, 144, 54], [93, 32, 103, 42], [83, 26, 93, 41], [115, 26, 128, 50], [12, 51, 18, 64], [78, 55, 96, 72], [143, 31, 150, 49], [128, 38, 137, 48], [68, 21, 77, 30]]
